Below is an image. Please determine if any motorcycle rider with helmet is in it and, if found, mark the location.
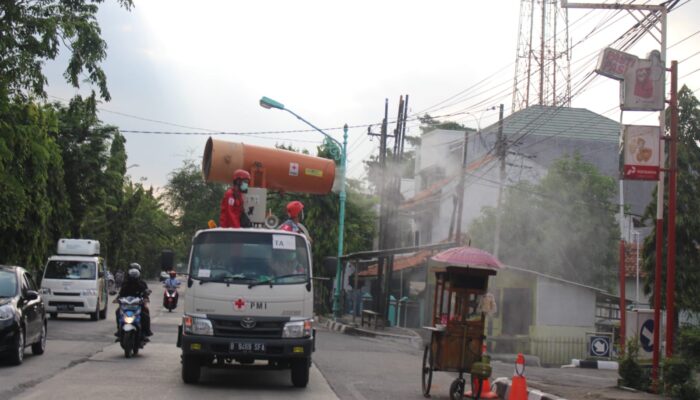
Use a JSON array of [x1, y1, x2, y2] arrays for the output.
[[114, 263, 153, 339]]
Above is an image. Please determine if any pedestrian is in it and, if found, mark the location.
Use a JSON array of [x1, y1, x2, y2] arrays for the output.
[[219, 169, 252, 228]]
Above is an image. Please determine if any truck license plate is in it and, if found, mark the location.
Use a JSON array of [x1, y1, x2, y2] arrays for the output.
[[230, 342, 265, 353]]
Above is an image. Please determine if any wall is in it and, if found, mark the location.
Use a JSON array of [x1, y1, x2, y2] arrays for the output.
[[535, 278, 596, 327]]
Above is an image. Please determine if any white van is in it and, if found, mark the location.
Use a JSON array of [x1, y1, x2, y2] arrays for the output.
[[40, 239, 109, 321]]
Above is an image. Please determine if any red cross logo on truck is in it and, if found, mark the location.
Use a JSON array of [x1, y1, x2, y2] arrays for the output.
[[233, 298, 245, 311]]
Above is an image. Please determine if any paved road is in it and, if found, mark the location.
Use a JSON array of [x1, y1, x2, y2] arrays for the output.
[[313, 326, 662, 400], [1, 281, 337, 400]]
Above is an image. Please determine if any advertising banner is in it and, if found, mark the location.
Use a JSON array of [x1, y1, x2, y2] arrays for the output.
[[595, 48, 665, 111], [622, 125, 660, 180], [621, 50, 665, 111]]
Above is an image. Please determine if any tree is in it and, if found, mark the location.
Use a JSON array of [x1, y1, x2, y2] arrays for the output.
[[0, 99, 69, 271], [469, 154, 619, 287], [53, 94, 114, 237], [163, 159, 227, 259], [642, 85, 700, 315], [0, 0, 133, 100]]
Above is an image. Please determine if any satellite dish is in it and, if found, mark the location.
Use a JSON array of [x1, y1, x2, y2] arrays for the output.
[[265, 215, 279, 229]]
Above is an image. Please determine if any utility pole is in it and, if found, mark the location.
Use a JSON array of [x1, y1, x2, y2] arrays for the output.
[[493, 104, 505, 258], [665, 60, 678, 357], [454, 130, 470, 242], [368, 99, 390, 316], [382, 95, 409, 323]]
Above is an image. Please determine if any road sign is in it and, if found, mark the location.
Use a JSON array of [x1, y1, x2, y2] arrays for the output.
[[589, 336, 611, 358], [640, 319, 654, 353]]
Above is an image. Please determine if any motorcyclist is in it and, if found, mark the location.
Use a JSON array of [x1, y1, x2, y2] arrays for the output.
[[163, 271, 180, 289], [114, 269, 124, 289], [114, 263, 153, 340], [279, 200, 312, 242], [219, 169, 252, 228]]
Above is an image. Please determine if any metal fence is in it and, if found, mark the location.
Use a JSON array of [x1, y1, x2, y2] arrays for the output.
[[489, 336, 588, 367]]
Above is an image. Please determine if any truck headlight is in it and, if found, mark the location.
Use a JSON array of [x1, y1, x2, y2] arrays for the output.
[[0, 305, 15, 321], [40, 288, 52, 295], [282, 319, 312, 338], [183, 315, 213, 336], [81, 289, 97, 296]]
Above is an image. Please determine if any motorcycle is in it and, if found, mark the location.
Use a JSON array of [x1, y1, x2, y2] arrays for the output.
[[117, 296, 146, 358], [162, 285, 179, 312]]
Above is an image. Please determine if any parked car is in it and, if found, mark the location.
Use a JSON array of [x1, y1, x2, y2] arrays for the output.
[[0, 265, 47, 365]]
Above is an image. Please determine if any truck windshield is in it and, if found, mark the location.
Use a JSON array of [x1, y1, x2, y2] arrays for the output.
[[44, 261, 97, 280], [190, 231, 310, 285]]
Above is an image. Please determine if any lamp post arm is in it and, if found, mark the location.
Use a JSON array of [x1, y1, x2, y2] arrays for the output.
[[283, 108, 343, 148]]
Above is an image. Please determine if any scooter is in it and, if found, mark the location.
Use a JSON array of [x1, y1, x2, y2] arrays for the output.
[[117, 296, 146, 358], [163, 286, 179, 312]]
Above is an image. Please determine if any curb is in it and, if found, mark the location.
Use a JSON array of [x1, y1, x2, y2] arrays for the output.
[[563, 359, 619, 370], [492, 377, 567, 400], [316, 316, 422, 348]]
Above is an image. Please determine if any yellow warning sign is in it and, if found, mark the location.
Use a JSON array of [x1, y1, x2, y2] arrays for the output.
[[305, 168, 323, 177]]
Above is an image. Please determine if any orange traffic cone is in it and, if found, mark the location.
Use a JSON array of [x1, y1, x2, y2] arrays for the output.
[[508, 353, 528, 400], [466, 343, 498, 399]]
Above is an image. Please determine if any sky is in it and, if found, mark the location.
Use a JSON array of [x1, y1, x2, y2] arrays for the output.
[[43, 0, 700, 189]]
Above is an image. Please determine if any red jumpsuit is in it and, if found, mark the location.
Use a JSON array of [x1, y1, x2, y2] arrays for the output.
[[219, 187, 244, 228]]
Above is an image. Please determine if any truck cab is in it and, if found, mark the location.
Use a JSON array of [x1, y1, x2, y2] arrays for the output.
[[179, 228, 314, 387]]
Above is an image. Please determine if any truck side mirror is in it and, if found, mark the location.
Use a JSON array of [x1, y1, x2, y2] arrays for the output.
[[161, 249, 174, 271], [322, 257, 338, 277]]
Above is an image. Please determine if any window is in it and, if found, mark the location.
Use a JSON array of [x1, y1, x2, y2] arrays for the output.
[[44, 261, 97, 280], [0, 270, 18, 297]]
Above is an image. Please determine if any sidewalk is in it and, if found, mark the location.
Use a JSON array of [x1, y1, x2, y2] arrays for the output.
[[316, 314, 666, 400]]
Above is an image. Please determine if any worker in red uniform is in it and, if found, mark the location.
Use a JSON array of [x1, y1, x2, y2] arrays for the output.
[[219, 169, 250, 228], [279, 200, 312, 242]]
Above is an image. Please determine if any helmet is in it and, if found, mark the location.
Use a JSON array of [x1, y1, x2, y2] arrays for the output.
[[232, 169, 251, 183], [286, 201, 304, 219], [169, 271, 177, 278], [129, 262, 142, 272], [127, 268, 140, 281]]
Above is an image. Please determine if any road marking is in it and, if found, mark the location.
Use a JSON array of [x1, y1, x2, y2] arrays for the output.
[[345, 382, 369, 400]]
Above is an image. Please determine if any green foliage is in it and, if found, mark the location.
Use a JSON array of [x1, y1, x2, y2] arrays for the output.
[[418, 113, 469, 134], [469, 154, 618, 287], [0, 97, 69, 271], [0, 0, 133, 100], [163, 159, 227, 261], [53, 94, 113, 237], [641, 86, 700, 313], [618, 339, 651, 391], [678, 325, 700, 367], [663, 357, 700, 400]]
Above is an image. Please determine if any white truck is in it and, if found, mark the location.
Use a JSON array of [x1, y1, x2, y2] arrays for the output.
[[40, 239, 109, 321], [177, 227, 315, 387]]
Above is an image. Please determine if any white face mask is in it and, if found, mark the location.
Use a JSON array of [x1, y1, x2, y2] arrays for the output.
[[240, 181, 249, 191]]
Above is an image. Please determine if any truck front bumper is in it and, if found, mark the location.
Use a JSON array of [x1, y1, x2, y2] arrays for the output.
[[181, 334, 313, 360]]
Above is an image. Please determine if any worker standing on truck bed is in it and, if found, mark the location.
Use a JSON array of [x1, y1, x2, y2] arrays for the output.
[[279, 200, 312, 242], [219, 169, 251, 228]]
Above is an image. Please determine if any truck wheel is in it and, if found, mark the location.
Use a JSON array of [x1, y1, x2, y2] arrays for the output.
[[99, 301, 107, 320], [182, 356, 201, 384], [291, 358, 310, 388], [90, 304, 99, 321]]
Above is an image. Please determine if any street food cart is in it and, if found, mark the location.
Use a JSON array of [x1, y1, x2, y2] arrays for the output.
[[421, 246, 501, 400]]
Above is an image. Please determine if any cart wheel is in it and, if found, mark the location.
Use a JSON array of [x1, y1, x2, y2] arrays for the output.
[[421, 345, 434, 398], [449, 378, 465, 400]]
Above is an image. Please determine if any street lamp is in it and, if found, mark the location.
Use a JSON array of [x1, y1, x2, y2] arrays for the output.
[[259, 96, 348, 319]]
